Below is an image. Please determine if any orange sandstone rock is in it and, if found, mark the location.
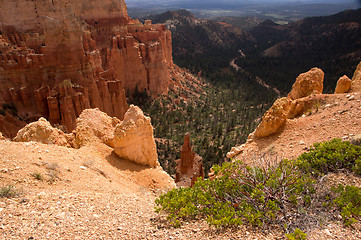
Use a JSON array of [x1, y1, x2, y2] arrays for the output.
[[175, 133, 204, 187], [351, 61, 361, 92], [288, 67, 324, 100], [75, 108, 121, 148], [113, 105, 159, 168], [335, 75, 352, 94], [253, 97, 292, 138], [14, 117, 71, 147]]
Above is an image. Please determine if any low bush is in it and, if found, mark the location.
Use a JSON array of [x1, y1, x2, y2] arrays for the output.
[[156, 155, 315, 229], [296, 138, 361, 176], [285, 228, 307, 240], [155, 138, 361, 236], [332, 184, 361, 226]]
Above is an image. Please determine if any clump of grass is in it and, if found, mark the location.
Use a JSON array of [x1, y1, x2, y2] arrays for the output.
[[44, 162, 60, 183], [47, 170, 59, 183], [0, 185, 22, 198], [31, 171, 44, 181], [45, 162, 59, 171]]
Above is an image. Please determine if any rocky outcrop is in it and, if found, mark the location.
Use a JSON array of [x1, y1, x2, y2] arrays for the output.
[[335, 75, 352, 94], [75, 108, 121, 148], [113, 105, 159, 168], [252, 68, 326, 139], [288, 68, 324, 100], [175, 133, 204, 187], [253, 97, 292, 138], [0, 0, 173, 137], [14, 117, 71, 147], [351, 61, 361, 92], [228, 62, 361, 161]]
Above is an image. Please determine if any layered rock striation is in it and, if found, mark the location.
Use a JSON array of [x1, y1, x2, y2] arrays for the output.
[[0, 0, 173, 137]]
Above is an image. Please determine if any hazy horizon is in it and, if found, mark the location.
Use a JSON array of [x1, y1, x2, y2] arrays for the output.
[[126, 0, 361, 19]]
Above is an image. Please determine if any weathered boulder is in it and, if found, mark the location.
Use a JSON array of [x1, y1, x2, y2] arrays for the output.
[[335, 75, 352, 94], [254, 97, 292, 138], [14, 117, 70, 147], [75, 108, 121, 147], [175, 133, 204, 187], [113, 105, 159, 168], [288, 67, 324, 100], [351, 61, 361, 92]]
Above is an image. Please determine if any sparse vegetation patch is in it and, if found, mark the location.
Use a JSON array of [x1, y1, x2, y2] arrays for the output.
[[155, 139, 361, 236]]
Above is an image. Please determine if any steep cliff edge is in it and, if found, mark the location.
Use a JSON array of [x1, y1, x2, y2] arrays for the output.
[[0, 0, 173, 137]]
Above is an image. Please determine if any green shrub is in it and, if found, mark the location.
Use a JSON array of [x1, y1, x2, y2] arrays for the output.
[[296, 138, 361, 176], [156, 156, 315, 229], [286, 228, 307, 240], [332, 184, 361, 226]]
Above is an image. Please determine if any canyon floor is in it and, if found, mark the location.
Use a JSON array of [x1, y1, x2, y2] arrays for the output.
[[0, 91, 361, 239]]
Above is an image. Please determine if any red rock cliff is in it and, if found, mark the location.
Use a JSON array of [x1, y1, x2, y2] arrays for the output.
[[0, 0, 173, 137]]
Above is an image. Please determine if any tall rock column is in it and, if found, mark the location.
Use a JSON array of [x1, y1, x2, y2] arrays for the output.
[[175, 133, 204, 187]]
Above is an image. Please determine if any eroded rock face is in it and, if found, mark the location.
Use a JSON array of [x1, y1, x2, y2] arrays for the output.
[[335, 75, 352, 94], [253, 97, 292, 138], [0, 0, 173, 137], [175, 133, 204, 187], [14, 117, 71, 147], [113, 105, 159, 168], [288, 67, 324, 100], [75, 108, 121, 148]]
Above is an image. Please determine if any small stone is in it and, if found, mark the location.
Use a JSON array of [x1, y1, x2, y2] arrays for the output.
[[299, 141, 305, 145], [324, 229, 332, 236], [79, 166, 87, 170], [349, 95, 355, 101]]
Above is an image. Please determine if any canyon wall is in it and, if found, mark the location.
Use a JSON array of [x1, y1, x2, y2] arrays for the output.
[[0, 0, 173, 137]]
